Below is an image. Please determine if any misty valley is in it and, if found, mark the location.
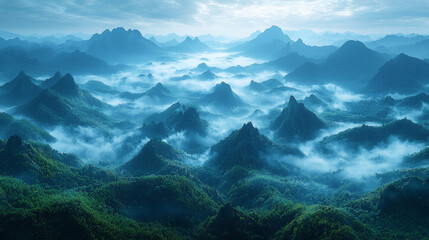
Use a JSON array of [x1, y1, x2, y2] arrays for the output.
[[1, 26, 429, 240]]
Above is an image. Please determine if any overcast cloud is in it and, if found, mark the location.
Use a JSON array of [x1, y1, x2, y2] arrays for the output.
[[1, 0, 428, 37]]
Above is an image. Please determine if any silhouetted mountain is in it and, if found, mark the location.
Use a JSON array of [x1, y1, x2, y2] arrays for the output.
[[121, 139, 184, 176], [365, 54, 429, 95], [120, 83, 175, 103], [0, 112, 54, 142], [231, 26, 293, 59], [145, 102, 208, 136], [84, 27, 161, 63], [320, 118, 429, 151], [392, 93, 429, 110], [50, 50, 120, 75], [139, 122, 171, 139], [206, 122, 302, 171], [39, 71, 62, 89], [271, 96, 326, 142], [15, 74, 111, 128], [367, 34, 429, 49], [81, 80, 119, 95], [230, 52, 313, 74], [388, 39, 429, 59], [198, 70, 217, 80], [200, 82, 244, 109], [248, 78, 285, 92], [0, 71, 42, 106], [303, 94, 327, 109], [285, 40, 387, 90], [167, 37, 211, 52]]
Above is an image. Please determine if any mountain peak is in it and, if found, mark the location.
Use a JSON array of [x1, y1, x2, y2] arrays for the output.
[[271, 95, 326, 141], [287, 95, 298, 108], [340, 40, 367, 50], [51, 73, 81, 97]]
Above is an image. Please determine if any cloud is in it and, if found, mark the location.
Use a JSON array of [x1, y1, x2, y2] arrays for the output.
[[1, 0, 428, 36]]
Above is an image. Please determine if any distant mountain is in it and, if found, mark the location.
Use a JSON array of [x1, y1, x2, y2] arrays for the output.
[[0, 112, 54, 142], [247, 79, 284, 92], [367, 34, 429, 49], [205, 122, 302, 172], [396, 93, 429, 109], [303, 94, 327, 109], [0, 45, 120, 78], [120, 83, 176, 103], [0, 71, 42, 106], [84, 27, 161, 63], [319, 118, 429, 152], [15, 74, 112, 128], [271, 96, 326, 142], [192, 63, 221, 73], [232, 27, 336, 60], [145, 102, 208, 136], [200, 82, 244, 109], [197, 70, 217, 80], [167, 37, 211, 53], [231, 26, 292, 59], [285, 40, 387, 90], [121, 139, 184, 176], [81, 80, 119, 95], [228, 52, 313, 74], [365, 53, 429, 95], [49, 50, 121, 75]]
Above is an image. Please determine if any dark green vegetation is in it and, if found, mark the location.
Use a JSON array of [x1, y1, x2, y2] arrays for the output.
[[1, 119, 429, 239], [14, 73, 115, 130], [0, 112, 54, 142]]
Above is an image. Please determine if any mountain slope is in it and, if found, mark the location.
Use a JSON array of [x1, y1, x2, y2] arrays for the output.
[[285, 40, 387, 90], [271, 96, 326, 142], [0, 71, 42, 106], [206, 122, 302, 172], [84, 27, 161, 63], [365, 53, 429, 95], [14, 74, 112, 128]]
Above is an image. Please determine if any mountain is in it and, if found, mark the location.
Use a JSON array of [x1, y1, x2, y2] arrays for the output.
[[14, 74, 112, 128], [303, 94, 327, 110], [84, 27, 161, 63], [121, 139, 184, 176], [120, 83, 176, 103], [39, 71, 62, 88], [365, 53, 429, 95], [145, 102, 208, 136], [167, 37, 211, 52], [285, 40, 387, 90], [200, 82, 244, 109], [319, 118, 429, 151], [270, 96, 326, 142], [81, 80, 119, 95], [0, 71, 42, 106], [231, 26, 293, 59], [0, 112, 54, 142], [197, 70, 217, 80], [49, 50, 120, 75], [247, 79, 284, 92], [0, 135, 86, 187], [205, 122, 302, 171], [230, 52, 313, 74]]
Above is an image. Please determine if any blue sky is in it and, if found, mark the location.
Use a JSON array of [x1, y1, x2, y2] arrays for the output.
[[1, 0, 428, 37]]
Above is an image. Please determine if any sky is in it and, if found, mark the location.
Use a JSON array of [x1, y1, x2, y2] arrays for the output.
[[1, 0, 429, 37]]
